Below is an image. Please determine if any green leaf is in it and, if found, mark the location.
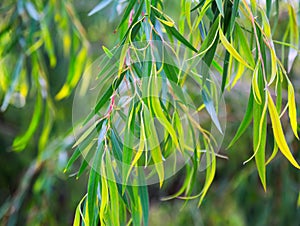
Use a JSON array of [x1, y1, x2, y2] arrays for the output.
[[146, 0, 151, 16], [64, 146, 82, 173], [191, 0, 205, 12], [41, 20, 56, 67], [73, 194, 87, 226], [198, 16, 220, 55], [13, 93, 43, 151], [144, 106, 164, 187], [87, 168, 100, 225], [117, 0, 137, 29], [83, 70, 126, 125], [287, 5, 299, 72], [152, 6, 197, 52], [138, 171, 149, 226], [227, 89, 253, 149], [106, 152, 120, 226], [150, 76, 180, 149], [122, 101, 136, 189], [100, 156, 109, 225], [235, 24, 255, 68], [102, 45, 113, 59], [127, 110, 145, 181], [55, 46, 87, 100], [229, 0, 240, 35], [253, 94, 267, 190], [87, 135, 105, 224], [198, 145, 216, 206]]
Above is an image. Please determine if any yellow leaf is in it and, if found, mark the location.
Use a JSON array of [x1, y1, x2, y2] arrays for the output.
[[219, 28, 254, 70], [252, 62, 262, 104], [288, 82, 299, 139], [100, 158, 109, 225], [267, 92, 300, 169], [156, 17, 174, 27]]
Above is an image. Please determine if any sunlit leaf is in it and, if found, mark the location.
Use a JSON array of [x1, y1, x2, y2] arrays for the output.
[[287, 81, 299, 139], [252, 62, 262, 104], [219, 26, 254, 70], [267, 91, 300, 169]]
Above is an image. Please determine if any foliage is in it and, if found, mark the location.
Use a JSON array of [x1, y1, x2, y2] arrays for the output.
[[0, 0, 299, 225]]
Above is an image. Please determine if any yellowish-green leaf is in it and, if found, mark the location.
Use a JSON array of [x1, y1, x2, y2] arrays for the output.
[[150, 75, 180, 149], [144, 106, 164, 187], [231, 61, 245, 88], [287, 81, 299, 139], [73, 194, 87, 226], [100, 157, 109, 225], [198, 145, 216, 206], [127, 109, 146, 182], [156, 17, 174, 27], [235, 24, 255, 68], [287, 5, 299, 72], [252, 62, 262, 104], [102, 45, 113, 59], [259, 8, 277, 85], [267, 92, 300, 169], [106, 153, 120, 226], [219, 27, 254, 70]]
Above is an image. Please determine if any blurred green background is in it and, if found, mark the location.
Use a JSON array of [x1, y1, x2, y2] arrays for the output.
[[0, 0, 299, 225]]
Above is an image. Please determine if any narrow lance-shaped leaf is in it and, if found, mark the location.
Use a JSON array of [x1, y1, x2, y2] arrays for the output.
[[287, 5, 299, 72], [87, 120, 107, 224], [219, 26, 254, 70], [88, 0, 113, 16], [259, 8, 277, 85], [144, 105, 164, 187], [267, 91, 300, 169], [106, 152, 120, 226], [117, 0, 137, 29], [287, 81, 299, 139], [73, 194, 87, 226], [215, 0, 224, 16], [198, 144, 216, 206], [152, 6, 198, 52], [122, 102, 136, 189], [227, 89, 254, 149], [151, 76, 180, 149], [138, 170, 149, 226], [235, 24, 255, 68], [127, 109, 145, 181], [252, 91, 267, 190], [13, 93, 43, 151], [266, 78, 281, 165], [202, 89, 223, 134], [100, 154, 109, 225], [252, 62, 262, 104]]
